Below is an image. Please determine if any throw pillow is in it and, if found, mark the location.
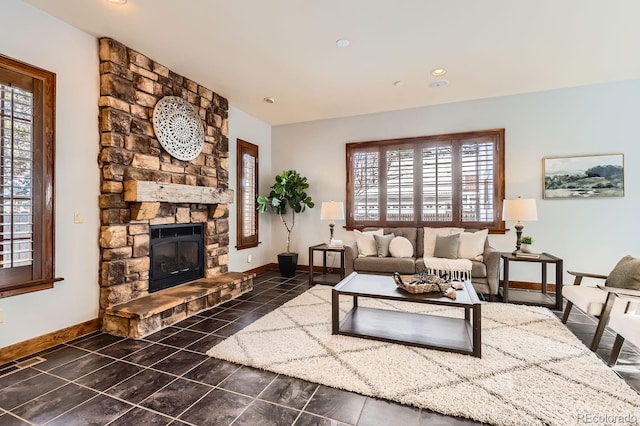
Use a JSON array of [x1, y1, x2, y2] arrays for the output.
[[433, 233, 460, 259], [374, 233, 395, 257], [353, 229, 383, 257], [458, 229, 489, 261], [389, 236, 414, 258], [605, 255, 640, 291], [423, 227, 465, 257]]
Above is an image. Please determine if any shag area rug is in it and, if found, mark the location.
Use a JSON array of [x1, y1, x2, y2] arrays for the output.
[[207, 286, 640, 425]]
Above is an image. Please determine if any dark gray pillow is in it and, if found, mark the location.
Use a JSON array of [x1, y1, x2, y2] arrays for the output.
[[433, 234, 460, 259], [374, 233, 395, 257], [605, 255, 640, 291]]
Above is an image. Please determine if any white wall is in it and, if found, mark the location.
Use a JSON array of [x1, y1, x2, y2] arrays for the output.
[[272, 80, 640, 284], [227, 107, 273, 272], [0, 0, 100, 347]]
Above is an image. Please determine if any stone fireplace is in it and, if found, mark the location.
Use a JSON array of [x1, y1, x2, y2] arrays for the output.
[[97, 38, 252, 337]]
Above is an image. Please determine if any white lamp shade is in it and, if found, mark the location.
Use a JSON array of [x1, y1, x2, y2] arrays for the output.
[[502, 198, 538, 221], [320, 201, 345, 221]]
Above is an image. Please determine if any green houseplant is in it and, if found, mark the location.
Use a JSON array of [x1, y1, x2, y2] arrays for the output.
[[519, 236, 533, 253], [257, 170, 314, 277]]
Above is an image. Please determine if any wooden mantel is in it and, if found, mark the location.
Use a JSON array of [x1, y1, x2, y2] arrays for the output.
[[124, 181, 234, 204]]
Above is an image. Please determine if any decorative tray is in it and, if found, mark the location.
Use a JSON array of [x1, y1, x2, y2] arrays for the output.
[[393, 272, 462, 299]]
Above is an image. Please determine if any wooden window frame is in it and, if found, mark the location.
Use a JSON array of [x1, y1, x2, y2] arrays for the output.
[[346, 129, 505, 231], [236, 139, 259, 250], [0, 54, 60, 299]]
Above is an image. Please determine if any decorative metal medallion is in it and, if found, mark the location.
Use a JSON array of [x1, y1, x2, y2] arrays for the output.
[[152, 96, 205, 161]]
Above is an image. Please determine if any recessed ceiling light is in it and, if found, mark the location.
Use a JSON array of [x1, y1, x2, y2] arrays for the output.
[[429, 80, 449, 89], [431, 68, 447, 77], [263, 97, 276, 104], [108, 0, 127, 4], [393, 81, 404, 87], [336, 39, 350, 48]]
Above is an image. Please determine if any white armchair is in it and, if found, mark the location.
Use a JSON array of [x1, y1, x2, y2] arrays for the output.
[[607, 293, 640, 366], [562, 271, 611, 351], [562, 256, 640, 351]]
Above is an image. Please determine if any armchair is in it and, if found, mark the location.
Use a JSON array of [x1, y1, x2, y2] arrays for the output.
[[562, 255, 640, 351]]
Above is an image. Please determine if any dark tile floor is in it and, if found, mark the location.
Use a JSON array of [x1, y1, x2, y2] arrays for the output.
[[1, 272, 638, 425]]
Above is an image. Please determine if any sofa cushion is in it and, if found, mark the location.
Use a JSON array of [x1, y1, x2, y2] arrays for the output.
[[354, 256, 416, 274], [458, 229, 489, 261], [367, 227, 418, 257], [389, 236, 414, 258], [354, 229, 383, 257], [434, 234, 460, 259], [374, 233, 395, 257], [423, 227, 464, 257]]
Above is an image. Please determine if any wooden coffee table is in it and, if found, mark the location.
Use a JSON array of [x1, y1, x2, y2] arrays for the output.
[[332, 272, 482, 357]]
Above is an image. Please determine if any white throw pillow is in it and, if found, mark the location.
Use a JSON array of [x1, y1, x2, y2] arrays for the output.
[[353, 229, 383, 257], [458, 229, 489, 261], [423, 227, 464, 257], [389, 236, 414, 258]]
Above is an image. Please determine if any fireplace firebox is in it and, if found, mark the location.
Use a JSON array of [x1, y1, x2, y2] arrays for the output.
[[149, 223, 204, 293]]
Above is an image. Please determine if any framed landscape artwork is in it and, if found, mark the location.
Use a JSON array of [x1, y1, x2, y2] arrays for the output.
[[543, 153, 624, 199]]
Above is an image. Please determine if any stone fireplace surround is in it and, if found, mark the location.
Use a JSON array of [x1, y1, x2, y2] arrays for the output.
[[97, 38, 252, 338]]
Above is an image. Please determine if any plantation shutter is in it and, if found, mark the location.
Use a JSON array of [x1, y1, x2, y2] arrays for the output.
[[236, 139, 259, 250], [385, 147, 414, 222], [0, 82, 34, 275], [460, 138, 496, 223], [352, 149, 380, 222], [346, 129, 504, 230], [421, 144, 453, 222]]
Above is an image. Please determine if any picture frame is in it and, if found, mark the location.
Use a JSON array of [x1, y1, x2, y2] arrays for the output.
[[543, 153, 624, 199]]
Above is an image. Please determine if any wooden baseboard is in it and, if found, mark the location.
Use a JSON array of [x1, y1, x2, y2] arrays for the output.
[[501, 280, 557, 292], [244, 263, 278, 275], [0, 318, 100, 364], [245, 263, 328, 275]]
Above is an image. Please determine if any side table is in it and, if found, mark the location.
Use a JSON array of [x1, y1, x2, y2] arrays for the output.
[[309, 244, 345, 286], [501, 252, 563, 310]]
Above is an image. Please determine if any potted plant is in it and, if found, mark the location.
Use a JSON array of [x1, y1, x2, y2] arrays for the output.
[[519, 236, 534, 253], [257, 170, 315, 277]]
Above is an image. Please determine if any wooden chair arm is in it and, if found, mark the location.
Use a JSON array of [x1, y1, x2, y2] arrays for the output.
[[596, 285, 640, 298], [567, 271, 609, 280], [567, 270, 608, 286]]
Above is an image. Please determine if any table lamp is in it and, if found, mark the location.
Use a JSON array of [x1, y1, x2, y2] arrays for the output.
[[320, 201, 345, 244], [502, 197, 538, 253]]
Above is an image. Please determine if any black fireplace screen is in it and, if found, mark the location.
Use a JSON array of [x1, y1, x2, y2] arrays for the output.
[[149, 223, 204, 293]]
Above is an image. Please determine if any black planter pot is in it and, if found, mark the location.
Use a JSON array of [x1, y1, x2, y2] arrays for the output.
[[277, 252, 298, 278]]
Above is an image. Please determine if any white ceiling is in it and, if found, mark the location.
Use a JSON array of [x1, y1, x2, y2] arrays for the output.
[[24, 0, 640, 125]]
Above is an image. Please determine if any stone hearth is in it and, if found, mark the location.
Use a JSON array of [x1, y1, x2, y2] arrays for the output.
[[97, 38, 249, 337], [103, 272, 254, 338]]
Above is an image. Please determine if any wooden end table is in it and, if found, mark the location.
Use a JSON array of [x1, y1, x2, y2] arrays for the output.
[[309, 243, 345, 286], [500, 252, 563, 310]]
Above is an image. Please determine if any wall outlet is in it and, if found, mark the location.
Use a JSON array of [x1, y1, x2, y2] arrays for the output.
[[0, 308, 4, 323], [247, 254, 252, 263], [73, 211, 83, 224]]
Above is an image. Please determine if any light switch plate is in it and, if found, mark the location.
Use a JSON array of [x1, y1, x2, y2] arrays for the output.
[[0, 308, 4, 323], [74, 212, 83, 224]]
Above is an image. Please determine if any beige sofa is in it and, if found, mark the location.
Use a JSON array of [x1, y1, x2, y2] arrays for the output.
[[344, 227, 500, 300]]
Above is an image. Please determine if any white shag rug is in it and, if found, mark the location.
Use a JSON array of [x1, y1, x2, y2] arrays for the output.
[[207, 286, 640, 425]]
